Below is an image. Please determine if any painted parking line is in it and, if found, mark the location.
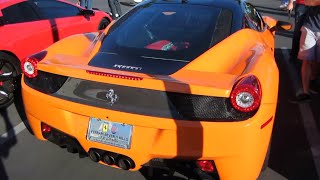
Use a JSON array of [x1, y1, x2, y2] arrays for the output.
[[0, 121, 26, 145], [281, 47, 320, 178]]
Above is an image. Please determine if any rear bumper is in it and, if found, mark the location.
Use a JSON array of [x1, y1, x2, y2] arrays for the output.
[[22, 80, 276, 180]]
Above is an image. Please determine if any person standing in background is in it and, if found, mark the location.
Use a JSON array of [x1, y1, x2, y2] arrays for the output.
[[287, 0, 308, 64], [289, 0, 320, 103], [80, 0, 92, 10], [108, 0, 122, 19], [280, 0, 289, 9]]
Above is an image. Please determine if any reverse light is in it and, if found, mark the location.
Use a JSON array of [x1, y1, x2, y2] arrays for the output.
[[230, 75, 262, 112], [21, 51, 47, 78], [196, 160, 215, 173]]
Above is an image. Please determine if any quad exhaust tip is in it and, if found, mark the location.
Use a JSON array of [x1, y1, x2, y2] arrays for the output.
[[103, 154, 115, 165], [117, 158, 132, 170], [88, 150, 101, 162], [88, 149, 135, 170]]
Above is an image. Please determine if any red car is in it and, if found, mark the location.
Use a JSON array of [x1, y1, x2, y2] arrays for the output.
[[0, 0, 112, 108]]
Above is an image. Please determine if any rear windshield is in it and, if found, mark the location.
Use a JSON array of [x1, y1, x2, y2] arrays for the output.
[[99, 3, 233, 62]]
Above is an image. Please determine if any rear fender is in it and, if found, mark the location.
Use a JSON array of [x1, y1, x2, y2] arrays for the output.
[[43, 32, 99, 59], [241, 49, 279, 104]]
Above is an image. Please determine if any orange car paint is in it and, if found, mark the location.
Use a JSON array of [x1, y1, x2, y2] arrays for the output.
[[22, 15, 282, 180]]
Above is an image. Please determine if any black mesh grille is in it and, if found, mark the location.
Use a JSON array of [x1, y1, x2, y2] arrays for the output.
[[24, 71, 68, 94], [167, 92, 255, 121], [25, 71, 256, 121]]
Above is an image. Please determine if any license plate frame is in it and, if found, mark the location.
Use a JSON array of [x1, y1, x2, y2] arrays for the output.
[[87, 117, 133, 149]]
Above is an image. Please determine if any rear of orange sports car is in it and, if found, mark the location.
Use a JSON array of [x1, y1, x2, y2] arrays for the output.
[[21, 0, 290, 179]]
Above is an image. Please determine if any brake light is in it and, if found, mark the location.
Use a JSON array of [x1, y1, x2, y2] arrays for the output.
[[230, 75, 261, 112], [21, 51, 47, 78], [86, 70, 143, 80]]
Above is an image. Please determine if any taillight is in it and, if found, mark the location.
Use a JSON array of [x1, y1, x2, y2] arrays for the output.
[[24, 71, 68, 94], [230, 75, 261, 112], [21, 57, 38, 78], [21, 51, 47, 78]]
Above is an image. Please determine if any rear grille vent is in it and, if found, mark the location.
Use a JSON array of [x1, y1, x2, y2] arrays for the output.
[[25, 71, 255, 121], [167, 92, 255, 121], [24, 71, 68, 94]]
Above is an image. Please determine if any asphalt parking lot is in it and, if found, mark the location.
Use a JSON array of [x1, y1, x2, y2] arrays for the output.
[[1, 0, 320, 180]]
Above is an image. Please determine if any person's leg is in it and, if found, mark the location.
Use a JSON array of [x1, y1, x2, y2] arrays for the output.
[[309, 32, 320, 93], [301, 60, 313, 94], [114, 0, 122, 17], [108, 0, 116, 18], [80, 0, 86, 8], [290, 26, 316, 103], [291, 4, 308, 62], [299, 26, 317, 94], [86, 0, 92, 10]]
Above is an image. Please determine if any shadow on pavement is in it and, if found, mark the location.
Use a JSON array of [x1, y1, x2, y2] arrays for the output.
[[0, 109, 18, 180], [139, 166, 186, 180], [269, 48, 319, 180], [138, 71, 207, 179], [13, 76, 33, 135]]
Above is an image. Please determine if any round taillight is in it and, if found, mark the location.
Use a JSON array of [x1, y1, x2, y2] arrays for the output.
[[21, 51, 47, 78], [21, 57, 38, 78], [230, 75, 261, 112]]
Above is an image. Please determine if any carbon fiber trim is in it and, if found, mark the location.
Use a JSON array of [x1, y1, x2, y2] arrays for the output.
[[24, 71, 68, 94], [25, 71, 255, 121], [56, 79, 254, 122]]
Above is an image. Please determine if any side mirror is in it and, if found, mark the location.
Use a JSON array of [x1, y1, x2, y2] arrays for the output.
[[80, 9, 95, 17], [263, 16, 292, 33], [269, 21, 292, 33], [0, 10, 4, 26], [273, 21, 292, 31]]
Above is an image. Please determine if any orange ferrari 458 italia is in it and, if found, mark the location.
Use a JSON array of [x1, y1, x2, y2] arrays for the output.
[[21, 0, 291, 179]]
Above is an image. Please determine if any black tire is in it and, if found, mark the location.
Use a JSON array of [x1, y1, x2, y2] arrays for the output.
[[98, 18, 111, 30], [0, 52, 21, 109]]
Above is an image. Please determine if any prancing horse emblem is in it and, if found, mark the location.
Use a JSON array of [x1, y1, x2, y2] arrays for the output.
[[106, 89, 118, 106]]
